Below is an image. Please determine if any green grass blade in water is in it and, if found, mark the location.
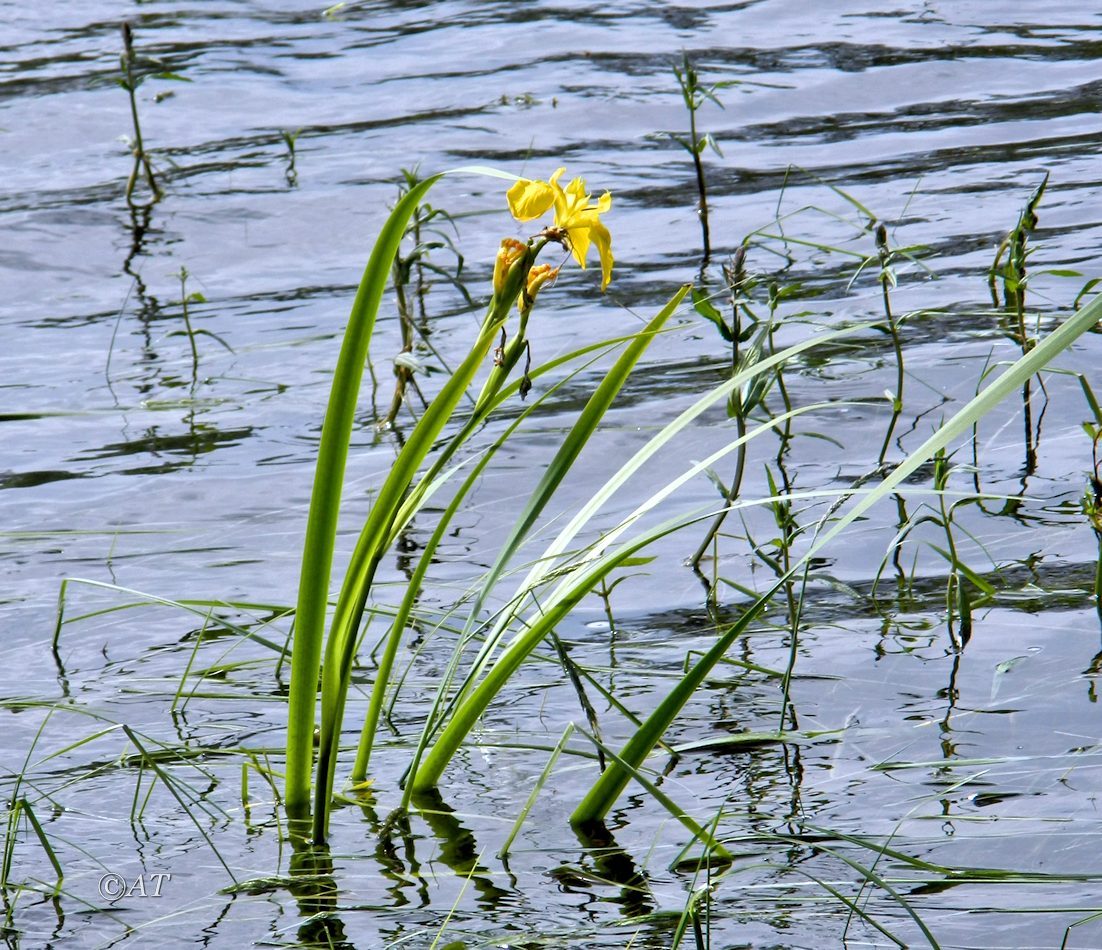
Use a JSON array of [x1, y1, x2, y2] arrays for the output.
[[284, 175, 441, 822], [572, 292, 1102, 825]]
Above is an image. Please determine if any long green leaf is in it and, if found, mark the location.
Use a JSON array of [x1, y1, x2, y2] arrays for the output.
[[572, 291, 1102, 824], [285, 174, 441, 821], [410, 507, 716, 794], [404, 291, 687, 790], [312, 282, 525, 840], [351, 354, 585, 782], [458, 286, 689, 664], [440, 324, 869, 730]]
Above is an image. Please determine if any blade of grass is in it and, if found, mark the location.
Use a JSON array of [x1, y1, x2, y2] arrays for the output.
[[573, 290, 1102, 824], [286, 174, 442, 822], [574, 728, 733, 866], [498, 722, 575, 859], [121, 726, 238, 883]]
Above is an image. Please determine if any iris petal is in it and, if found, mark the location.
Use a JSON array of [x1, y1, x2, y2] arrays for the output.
[[590, 220, 613, 291], [507, 179, 555, 221]]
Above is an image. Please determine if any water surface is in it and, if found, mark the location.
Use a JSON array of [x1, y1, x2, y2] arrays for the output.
[[4, 1, 1102, 946]]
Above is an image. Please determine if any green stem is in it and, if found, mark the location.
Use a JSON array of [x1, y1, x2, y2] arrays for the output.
[[284, 176, 441, 826], [179, 271, 199, 374], [121, 24, 160, 205], [688, 95, 710, 261], [310, 248, 537, 842]]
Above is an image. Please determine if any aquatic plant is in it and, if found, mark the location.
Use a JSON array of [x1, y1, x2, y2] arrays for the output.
[[273, 156, 1102, 862], [382, 166, 472, 427], [874, 221, 905, 463], [278, 128, 301, 185], [285, 166, 628, 841], [117, 23, 187, 206], [1085, 430, 1102, 617], [118, 24, 159, 205], [656, 53, 733, 262], [27, 143, 1102, 946]]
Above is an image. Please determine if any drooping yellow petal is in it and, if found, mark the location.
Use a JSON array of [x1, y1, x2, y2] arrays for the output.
[[554, 177, 587, 228], [568, 225, 595, 273], [507, 178, 555, 222], [590, 218, 614, 290]]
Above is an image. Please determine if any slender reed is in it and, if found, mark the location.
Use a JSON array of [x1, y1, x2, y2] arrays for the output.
[[280, 128, 301, 186], [690, 248, 753, 569], [666, 54, 732, 263], [285, 175, 442, 825], [875, 222, 905, 463], [175, 267, 201, 374], [119, 24, 162, 206], [384, 168, 471, 427]]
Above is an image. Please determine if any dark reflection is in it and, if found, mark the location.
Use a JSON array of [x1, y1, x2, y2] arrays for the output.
[[192, 890, 237, 949], [374, 805, 430, 909], [409, 788, 512, 908], [79, 424, 253, 469], [0, 470, 87, 490], [121, 202, 160, 328], [570, 818, 655, 919], [933, 649, 964, 832], [109, 200, 164, 412], [1084, 650, 1102, 704], [289, 839, 354, 949], [110, 197, 245, 474]]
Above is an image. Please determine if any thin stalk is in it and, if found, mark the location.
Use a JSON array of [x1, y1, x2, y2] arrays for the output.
[[385, 264, 417, 426], [688, 94, 710, 261], [674, 55, 714, 261], [876, 223, 903, 464], [933, 450, 965, 651], [498, 723, 575, 859], [178, 268, 199, 374], [690, 253, 748, 567], [121, 24, 160, 205]]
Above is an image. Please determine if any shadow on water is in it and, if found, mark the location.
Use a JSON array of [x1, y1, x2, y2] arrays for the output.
[[568, 818, 655, 920], [408, 788, 513, 909], [289, 840, 353, 950]]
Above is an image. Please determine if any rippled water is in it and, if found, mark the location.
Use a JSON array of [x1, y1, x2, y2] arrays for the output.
[[4, 1, 1102, 947]]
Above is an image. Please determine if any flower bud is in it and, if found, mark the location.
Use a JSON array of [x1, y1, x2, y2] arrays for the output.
[[493, 238, 527, 296], [519, 263, 559, 316]]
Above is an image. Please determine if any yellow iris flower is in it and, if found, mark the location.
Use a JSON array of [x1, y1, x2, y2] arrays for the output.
[[506, 168, 613, 290]]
